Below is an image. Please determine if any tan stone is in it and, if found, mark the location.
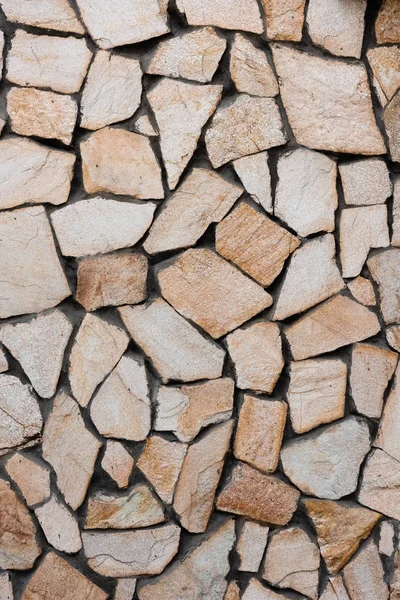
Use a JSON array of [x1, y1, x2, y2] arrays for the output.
[[320, 576, 351, 600], [237, 521, 269, 572], [368, 248, 400, 324], [233, 152, 272, 213], [101, 441, 133, 489], [205, 94, 287, 168], [7, 30, 92, 94], [343, 539, 388, 600], [173, 421, 233, 532], [230, 34, 278, 97], [384, 93, 400, 162], [42, 390, 101, 510], [155, 378, 234, 442], [287, 358, 347, 434], [0, 572, 13, 600], [0, 349, 7, 374], [158, 248, 272, 338], [0, 479, 41, 570], [340, 159, 392, 206], [286, 295, 381, 361], [144, 168, 242, 255], [391, 546, 400, 599], [82, 524, 180, 577], [146, 27, 226, 83], [367, 47, 400, 105], [35, 495, 81, 554], [119, 299, 225, 383], [347, 277, 376, 306], [275, 147, 338, 237], [148, 78, 222, 189], [21, 552, 107, 600], [226, 322, 284, 393], [303, 498, 381, 574], [234, 395, 286, 473], [272, 45, 385, 155], [375, 364, 400, 462], [274, 234, 344, 320], [387, 325, 400, 352], [393, 178, 400, 247], [134, 114, 157, 137], [1, 0, 84, 33], [243, 579, 289, 599], [176, 0, 264, 32], [5, 454, 50, 507], [217, 462, 300, 525], [262, 527, 320, 599], [114, 579, 137, 600], [359, 449, 400, 520], [262, 0, 306, 41], [379, 521, 395, 557], [375, 0, 400, 44], [225, 582, 240, 600], [0, 206, 70, 319], [216, 202, 299, 287]]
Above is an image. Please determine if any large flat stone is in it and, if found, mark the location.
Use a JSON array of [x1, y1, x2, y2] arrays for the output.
[[1, 0, 84, 33], [176, 0, 264, 32]]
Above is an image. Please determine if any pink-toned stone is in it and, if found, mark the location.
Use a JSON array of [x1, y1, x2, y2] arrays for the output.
[[225, 582, 241, 600], [359, 449, 400, 520], [367, 47, 400, 105], [262, 0, 306, 41], [5, 453, 50, 507], [320, 577, 351, 600], [375, 0, 400, 44], [114, 579, 137, 600], [387, 325, 400, 352], [347, 277, 376, 306], [101, 441, 134, 489], [35, 495, 81, 554], [233, 152, 272, 213], [1, 0, 84, 34]]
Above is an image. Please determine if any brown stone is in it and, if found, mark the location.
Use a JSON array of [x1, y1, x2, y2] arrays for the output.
[[343, 539, 388, 600], [6, 453, 50, 507], [375, 0, 400, 44], [262, 0, 306, 41], [101, 441, 134, 489], [359, 449, 400, 520], [368, 248, 400, 324], [367, 47, 400, 105], [347, 276, 376, 306], [230, 34, 278, 97], [225, 582, 241, 600]]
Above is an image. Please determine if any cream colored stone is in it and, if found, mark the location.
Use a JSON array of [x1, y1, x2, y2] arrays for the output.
[[237, 521, 269, 572], [375, 0, 400, 44], [272, 45, 385, 155], [0, 350, 7, 374], [306, 0, 367, 58], [391, 545, 400, 599], [0, 206, 70, 319], [35, 495, 81, 554], [225, 582, 240, 600], [234, 396, 286, 473], [147, 27, 226, 83], [134, 114, 157, 137], [379, 521, 395, 557], [384, 93, 400, 162], [339, 158, 392, 206], [274, 234, 344, 320], [368, 248, 400, 324], [226, 322, 284, 393], [281, 417, 371, 499], [287, 358, 347, 434], [262, 527, 320, 599], [233, 152, 272, 213], [81, 51, 142, 130], [158, 248, 272, 338], [320, 576, 351, 600], [359, 449, 400, 519], [375, 364, 400, 462], [176, 0, 263, 32], [343, 539, 388, 600], [7, 30, 92, 94], [1, 0, 84, 33], [243, 579, 289, 600], [101, 441, 133, 489], [43, 390, 101, 510], [393, 178, 400, 247], [217, 462, 300, 525], [82, 524, 180, 577], [5, 453, 50, 507], [230, 34, 278, 97], [0, 573, 13, 600], [138, 520, 235, 600], [387, 325, 400, 352], [216, 202, 299, 287], [114, 579, 137, 600], [286, 295, 381, 361], [367, 47, 400, 105], [144, 168, 242, 255], [148, 78, 222, 189], [0, 479, 41, 570], [174, 420, 233, 532], [119, 299, 225, 383], [348, 277, 376, 306], [0, 310, 72, 399], [206, 94, 287, 168], [155, 378, 234, 443], [262, 0, 306, 41], [81, 127, 163, 198]]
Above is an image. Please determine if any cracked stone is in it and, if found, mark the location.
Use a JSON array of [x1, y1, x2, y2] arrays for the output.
[[101, 441, 134, 489], [320, 576, 351, 600], [379, 521, 395, 557], [375, 0, 400, 44], [148, 78, 222, 190], [158, 248, 272, 338], [173, 420, 233, 533], [343, 539, 388, 600], [375, 364, 400, 462], [384, 92, 400, 163], [1, 0, 84, 33], [5, 453, 50, 508], [368, 248, 400, 324], [230, 34, 278, 97], [0, 573, 13, 600], [262, 0, 306, 41], [233, 152, 272, 213], [176, 0, 264, 33], [114, 579, 137, 600], [359, 448, 400, 520], [347, 276, 376, 306], [237, 521, 269, 572], [367, 47, 400, 105], [35, 494, 81, 554]]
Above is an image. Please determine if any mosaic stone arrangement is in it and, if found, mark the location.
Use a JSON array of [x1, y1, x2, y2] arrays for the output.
[[0, 0, 400, 598]]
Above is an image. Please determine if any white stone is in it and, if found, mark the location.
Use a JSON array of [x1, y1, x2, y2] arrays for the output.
[[238, 521, 269, 572], [134, 115, 157, 137], [176, 0, 264, 32], [379, 521, 395, 557], [1, 0, 84, 33], [101, 441, 134, 489], [233, 152, 272, 213], [347, 276, 376, 306], [339, 159, 392, 206], [230, 34, 278, 97], [35, 495, 82, 554]]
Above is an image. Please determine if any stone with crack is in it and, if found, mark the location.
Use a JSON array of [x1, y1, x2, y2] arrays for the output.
[[176, 0, 264, 32], [230, 34, 278, 97], [375, 0, 400, 44], [237, 521, 269, 572], [343, 539, 388, 600], [339, 158, 392, 206], [368, 248, 400, 324], [35, 494, 82, 554], [5, 453, 50, 507], [347, 276, 376, 306], [101, 441, 134, 489], [1, 0, 84, 33], [359, 448, 400, 520], [367, 47, 400, 106], [320, 576, 351, 600], [262, 0, 306, 41], [233, 151, 272, 213]]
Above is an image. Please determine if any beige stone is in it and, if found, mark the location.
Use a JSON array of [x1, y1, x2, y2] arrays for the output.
[[0, 573, 13, 600], [225, 582, 241, 600], [237, 521, 269, 572], [1, 0, 84, 33], [205, 94, 287, 168], [281, 417, 371, 499], [340, 158, 392, 206], [343, 539, 388, 600], [272, 45, 385, 155], [7, 30, 92, 94], [119, 299, 225, 383], [226, 322, 284, 393], [138, 520, 235, 600], [5, 454, 50, 507], [82, 524, 180, 577], [243, 579, 289, 599], [21, 552, 107, 600], [262, 0, 306, 41], [348, 277, 376, 306], [0, 349, 7, 374], [158, 248, 272, 338], [368, 248, 400, 324], [375, 364, 400, 462], [81, 51, 142, 130], [174, 421, 233, 532], [134, 114, 157, 137], [233, 152, 272, 213], [146, 27, 226, 83], [303, 498, 381, 574], [148, 78, 222, 189], [274, 234, 344, 320], [234, 395, 286, 473], [81, 127, 163, 198], [359, 449, 400, 520], [216, 202, 299, 287], [230, 34, 278, 97], [350, 343, 397, 419], [367, 47, 400, 105], [0, 479, 41, 570], [35, 495, 81, 554], [114, 579, 137, 600], [275, 147, 338, 237], [286, 295, 381, 361], [385, 93, 400, 162], [43, 390, 101, 510], [393, 178, 400, 247], [101, 441, 133, 489], [391, 546, 400, 599], [379, 521, 395, 556], [176, 0, 263, 32], [387, 325, 400, 352], [320, 576, 351, 600], [0, 310, 72, 399], [90, 354, 150, 441], [137, 436, 187, 504], [0, 206, 70, 319], [262, 527, 320, 599], [217, 462, 300, 525], [287, 358, 347, 434], [144, 168, 242, 255], [155, 378, 234, 442], [375, 0, 400, 44]]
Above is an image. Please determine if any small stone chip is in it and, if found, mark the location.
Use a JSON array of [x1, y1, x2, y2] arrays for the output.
[[176, 0, 264, 33], [230, 34, 278, 97], [101, 441, 134, 489], [262, 0, 306, 41], [237, 521, 269, 572], [5, 453, 50, 507], [339, 158, 392, 206]]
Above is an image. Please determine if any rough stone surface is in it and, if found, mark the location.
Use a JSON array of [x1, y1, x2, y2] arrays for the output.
[[101, 441, 134, 489], [391, 546, 400, 599], [134, 114, 157, 137], [35, 495, 81, 554], [233, 152, 272, 213], [379, 521, 395, 557], [1, 0, 84, 33], [367, 46, 400, 105], [374, 364, 400, 462], [320, 576, 351, 600], [384, 93, 400, 162], [262, 0, 306, 41], [359, 449, 400, 520], [347, 276, 376, 306], [339, 158, 392, 205], [237, 521, 269, 572], [0, 350, 7, 374], [5, 453, 50, 508], [375, 0, 400, 44], [225, 582, 241, 600], [114, 579, 137, 600], [393, 178, 400, 247], [387, 325, 400, 352], [0, 573, 13, 600], [230, 34, 278, 97], [343, 539, 388, 600], [176, 0, 264, 33], [368, 248, 400, 325]]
